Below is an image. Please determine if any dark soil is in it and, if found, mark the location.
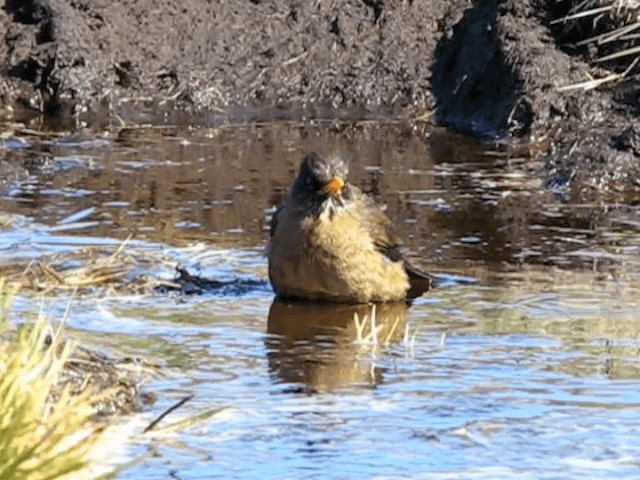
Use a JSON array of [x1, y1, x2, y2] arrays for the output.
[[1, 0, 639, 197]]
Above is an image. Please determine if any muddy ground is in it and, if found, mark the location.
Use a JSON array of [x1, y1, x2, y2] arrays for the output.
[[1, 0, 639, 198]]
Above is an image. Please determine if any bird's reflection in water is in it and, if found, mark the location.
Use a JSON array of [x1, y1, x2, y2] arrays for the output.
[[266, 299, 408, 393]]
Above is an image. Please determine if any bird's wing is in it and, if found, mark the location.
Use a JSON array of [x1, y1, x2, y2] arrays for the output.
[[357, 193, 404, 259], [359, 193, 433, 298], [269, 205, 284, 238]]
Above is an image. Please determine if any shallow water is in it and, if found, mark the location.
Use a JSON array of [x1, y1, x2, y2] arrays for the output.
[[2, 122, 640, 479]]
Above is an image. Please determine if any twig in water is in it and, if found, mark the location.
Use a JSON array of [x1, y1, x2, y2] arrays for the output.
[[143, 394, 194, 433]]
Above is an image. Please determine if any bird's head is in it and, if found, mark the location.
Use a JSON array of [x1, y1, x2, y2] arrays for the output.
[[291, 152, 350, 207]]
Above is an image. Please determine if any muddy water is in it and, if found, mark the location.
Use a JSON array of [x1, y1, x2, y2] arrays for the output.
[[2, 122, 640, 479]]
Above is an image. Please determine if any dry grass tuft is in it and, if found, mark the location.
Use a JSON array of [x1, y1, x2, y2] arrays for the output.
[[353, 304, 404, 347], [1, 239, 259, 296], [4, 238, 179, 294], [0, 280, 108, 480]]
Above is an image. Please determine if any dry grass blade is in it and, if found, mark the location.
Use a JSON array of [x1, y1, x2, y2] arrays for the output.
[[575, 20, 640, 45], [551, 5, 613, 25], [35, 262, 128, 288], [595, 21, 640, 45], [596, 42, 640, 60], [557, 72, 624, 91]]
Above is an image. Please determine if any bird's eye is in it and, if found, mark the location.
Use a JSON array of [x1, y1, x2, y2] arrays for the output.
[[305, 176, 323, 193]]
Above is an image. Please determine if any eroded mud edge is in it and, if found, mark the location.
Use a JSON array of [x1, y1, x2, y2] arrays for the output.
[[1, 0, 638, 198]]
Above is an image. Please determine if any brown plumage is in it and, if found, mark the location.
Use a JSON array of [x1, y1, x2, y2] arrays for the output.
[[268, 152, 433, 303]]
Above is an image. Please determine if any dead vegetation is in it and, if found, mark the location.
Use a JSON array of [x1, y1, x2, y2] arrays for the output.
[[2, 238, 184, 294], [552, 0, 640, 89], [1, 237, 268, 297], [0, 247, 227, 478], [0, 280, 156, 480], [0, 277, 158, 415]]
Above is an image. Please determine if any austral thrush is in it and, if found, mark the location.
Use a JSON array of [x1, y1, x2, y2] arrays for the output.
[[268, 152, 433, 303]]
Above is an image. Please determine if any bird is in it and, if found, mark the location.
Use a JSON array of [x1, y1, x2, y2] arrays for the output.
[[267, 152, 433, 304]]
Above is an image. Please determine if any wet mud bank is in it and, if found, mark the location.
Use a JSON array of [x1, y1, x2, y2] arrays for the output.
[[1, 0, 639, 197]]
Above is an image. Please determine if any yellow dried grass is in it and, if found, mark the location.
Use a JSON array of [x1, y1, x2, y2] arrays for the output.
[[0, 280, 110, 480]]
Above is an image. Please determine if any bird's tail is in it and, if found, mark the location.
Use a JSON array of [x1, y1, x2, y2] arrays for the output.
[[405, 263, 438, 300]]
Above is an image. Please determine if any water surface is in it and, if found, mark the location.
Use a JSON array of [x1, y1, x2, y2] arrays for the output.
[[1, 122, 640, 479]]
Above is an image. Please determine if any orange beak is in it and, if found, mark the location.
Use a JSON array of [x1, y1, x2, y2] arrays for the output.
[[322, 176, 345, 195]]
